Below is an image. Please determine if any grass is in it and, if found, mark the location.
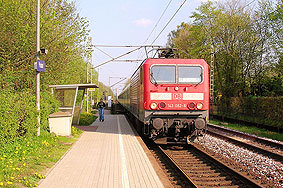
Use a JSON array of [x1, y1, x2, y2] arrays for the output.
[[0, 126, 83, 188], [209, 119, 283, 142]]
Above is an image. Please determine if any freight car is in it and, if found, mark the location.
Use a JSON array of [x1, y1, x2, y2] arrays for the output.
[[118, 56, 209, 144]]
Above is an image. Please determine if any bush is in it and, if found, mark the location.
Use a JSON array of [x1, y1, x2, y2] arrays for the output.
[[212, 96, 283, 128], [0, 90, 37, 147], [78, 112, 97, 126], [0, 90, 60, 147], [40, 92, 60, 131]]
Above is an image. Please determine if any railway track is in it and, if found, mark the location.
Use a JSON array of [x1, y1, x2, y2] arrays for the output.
[[147, 140, 263, 188], [207, 123, 283, 161]]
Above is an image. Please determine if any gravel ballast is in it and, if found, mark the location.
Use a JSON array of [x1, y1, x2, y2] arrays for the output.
[[199, 135, 283, 187]]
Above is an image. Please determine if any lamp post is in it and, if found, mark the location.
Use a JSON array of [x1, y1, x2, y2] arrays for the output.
[[36, 0, 40, 136]]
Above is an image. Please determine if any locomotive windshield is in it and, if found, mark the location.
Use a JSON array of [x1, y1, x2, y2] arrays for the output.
[[178, 66, 202, 83], [151, 65, 202, 84], [151, 65, 176, 83]]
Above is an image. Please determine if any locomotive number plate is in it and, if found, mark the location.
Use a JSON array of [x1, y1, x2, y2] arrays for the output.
[[168, 103, 187, 108], [172, 93, 183, 100]]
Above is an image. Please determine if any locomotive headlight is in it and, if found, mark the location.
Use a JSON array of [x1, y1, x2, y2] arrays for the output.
[[175, 87, 179, 91], [150, 102, 158, 110], [159, 102, 166, 109], [188, 102, 195, 109], [196, 102, 203, 109]]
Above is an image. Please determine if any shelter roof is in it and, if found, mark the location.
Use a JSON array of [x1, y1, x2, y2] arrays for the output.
[[49, 84, 99, 90]]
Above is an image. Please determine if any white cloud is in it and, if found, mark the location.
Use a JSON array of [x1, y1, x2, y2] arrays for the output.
[[133, 18, 152, 27]]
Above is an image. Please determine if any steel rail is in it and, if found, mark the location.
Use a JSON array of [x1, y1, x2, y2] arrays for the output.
[[190, 143, 264, 188], [207, 130, 283, 161], [208, 123, 283, 149], [156, 143, 263, 188], [157, 145, 198, 188]]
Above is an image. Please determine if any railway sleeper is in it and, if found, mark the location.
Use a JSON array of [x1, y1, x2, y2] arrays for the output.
[[194, 177, 230, 182], [182, 166, 214, 170], [187, 173, 222, 177], [175, 161, 204, 165], [196, 181, 233, 186], [184, 169, 218, 174]]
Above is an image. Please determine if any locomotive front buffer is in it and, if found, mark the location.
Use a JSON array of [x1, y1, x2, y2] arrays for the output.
[[144, 112, 207, 144]]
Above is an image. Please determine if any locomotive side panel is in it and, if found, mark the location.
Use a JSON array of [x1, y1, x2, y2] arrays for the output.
[[138, 67, 145, 121], [130, 69, 140, 119]]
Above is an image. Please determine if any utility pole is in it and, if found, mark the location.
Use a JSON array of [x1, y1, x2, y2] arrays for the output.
[[86, 37, 92, 113], [86, 64, 89, 113], [210, 45, 215, 119], [96, 68, 100, 104], [210, 45, 215, 103], [89, 38, 93, 107], [36, 0, 40, 136], [90, 65, 93, 104]]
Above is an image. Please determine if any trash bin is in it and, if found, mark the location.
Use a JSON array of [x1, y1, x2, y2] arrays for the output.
[[48, 112, 72, 136]]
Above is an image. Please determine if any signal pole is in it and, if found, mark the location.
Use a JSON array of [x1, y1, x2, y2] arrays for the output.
[[86, 37, 92, 113], [210, 45, 215, 103], [210, 45, 215, 119], [96, 68, 100, 104], [36, 0, 40, 136]]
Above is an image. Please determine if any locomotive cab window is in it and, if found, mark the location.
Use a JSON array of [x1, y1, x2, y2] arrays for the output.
[[178, 66, 202, 84], [151, 65, 176, 84]]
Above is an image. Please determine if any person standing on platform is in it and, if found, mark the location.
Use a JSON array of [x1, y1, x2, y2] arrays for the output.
[[97, 98, 106, 122]]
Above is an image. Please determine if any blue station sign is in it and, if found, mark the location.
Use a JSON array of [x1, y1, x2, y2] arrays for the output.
[[36, 60, 45, 72]]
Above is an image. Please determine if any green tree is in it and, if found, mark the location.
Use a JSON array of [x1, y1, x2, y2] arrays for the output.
[[0, 0, 92, 143], [168, 0, 282, 97]]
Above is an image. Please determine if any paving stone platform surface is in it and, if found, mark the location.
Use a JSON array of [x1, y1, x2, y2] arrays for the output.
[[38, 112, 164, 188]]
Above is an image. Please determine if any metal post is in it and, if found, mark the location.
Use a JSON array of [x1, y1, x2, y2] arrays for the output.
[[90, 66, 93, 105], [77, 89, 86, 125], [210, 45, 215, 119], [86, 62, 89, 113], [90, 39, 93, 105], [86, 37, 92, 113], [210, 45, 214, 102], [72, 87, 79, 122], [36, 0, 40, 136], [96, 68, 100, 104]]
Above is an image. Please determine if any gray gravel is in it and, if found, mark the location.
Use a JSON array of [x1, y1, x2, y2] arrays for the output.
[[199, 135, 283, 187]]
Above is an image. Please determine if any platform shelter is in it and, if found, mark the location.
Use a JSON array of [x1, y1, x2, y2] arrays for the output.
[[49, 84, 98, 125]]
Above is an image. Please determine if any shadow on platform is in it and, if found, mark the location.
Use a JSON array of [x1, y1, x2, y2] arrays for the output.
[[74, 126, 98, 132]]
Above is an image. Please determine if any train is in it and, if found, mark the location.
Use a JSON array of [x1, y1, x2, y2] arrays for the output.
[[118, 50, 209, 144]]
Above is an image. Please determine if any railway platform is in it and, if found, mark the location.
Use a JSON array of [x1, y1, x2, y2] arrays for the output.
[[38, 111, 168, 188]]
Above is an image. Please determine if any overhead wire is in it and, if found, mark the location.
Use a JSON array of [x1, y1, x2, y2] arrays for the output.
[[130, 0, 188, 86], [143, 0, 173, 45], [150, 0, 187, 45], [244, 0, 257, 8], [94, 53, 118, 77], [135, 0, 174, 68]]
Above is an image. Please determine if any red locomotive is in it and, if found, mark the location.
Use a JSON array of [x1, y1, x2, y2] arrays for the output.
[[118, 55, 209, 144]]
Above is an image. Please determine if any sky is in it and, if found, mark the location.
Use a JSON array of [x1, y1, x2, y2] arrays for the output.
[[75, 0, 209, 93]]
